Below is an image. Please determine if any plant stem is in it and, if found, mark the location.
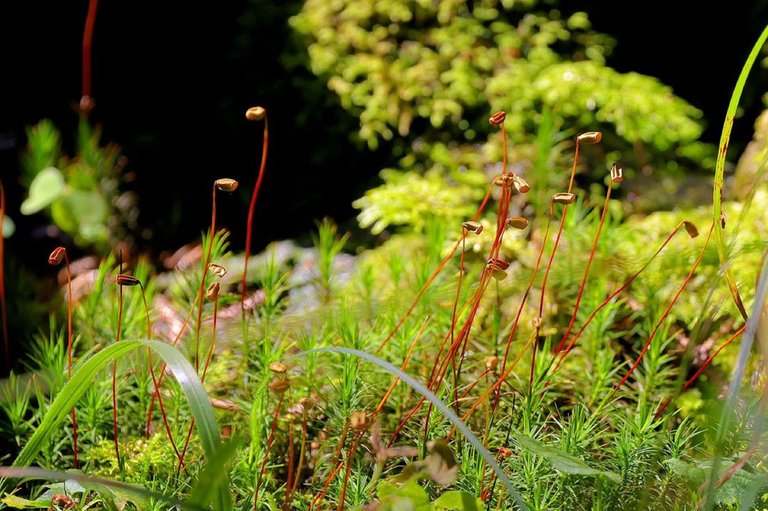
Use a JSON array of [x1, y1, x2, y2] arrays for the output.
[[62, 251, 79, 468], [242, 115, 269, 312], [81, 0, 99, 101]]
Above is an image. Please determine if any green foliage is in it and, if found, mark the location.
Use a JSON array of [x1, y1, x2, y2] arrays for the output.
[[5, 11, 768, 511], [21, 118, 135, 251], [292, 0, 708, 233]]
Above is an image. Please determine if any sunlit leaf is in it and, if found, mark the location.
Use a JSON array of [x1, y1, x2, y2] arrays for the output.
[[20, 167, 65, 215]]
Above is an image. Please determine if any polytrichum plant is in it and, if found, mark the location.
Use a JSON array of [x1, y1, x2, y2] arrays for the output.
[[47, 247, 78, 469]]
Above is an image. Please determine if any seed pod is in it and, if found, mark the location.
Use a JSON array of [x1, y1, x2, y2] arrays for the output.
[[48, 246, 66, 265], [269, 361, 287, 374], [552, 192, 576, 205], [498, 447, 513, 458], [269, 378, 290, 394], [214, 178, 239, 192], [511, 175, 530, 194], [245, 106, 267, 121], [489, 111, 507, 127], [487, 258, 510, 281], [206, 282, 220, 301], [462, 221, 483, 234], [506, 217, 528, 230], [609, 163, 624, 184], [79, 95, 95, 113], [208, 263, 228, 278], [683, 221, 699, 238], [532, 316, 542, 329], [577, 131, 602, 144], [485, 356, 499, 371], [116, 274, 140, 286], [493, 175, 505, 187], [299, 396, 315, 409], [350, 411, 370, 431]]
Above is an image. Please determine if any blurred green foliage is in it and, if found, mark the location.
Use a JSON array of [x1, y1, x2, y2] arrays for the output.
[[21, 118, 136, 252], [291, 0, 712, 233]]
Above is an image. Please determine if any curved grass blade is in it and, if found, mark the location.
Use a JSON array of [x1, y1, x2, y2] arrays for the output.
[[0, 466, 204, 511], [5, 340, 230, 511], [711, 24, 768, 320], [295, 346, 530, 511]]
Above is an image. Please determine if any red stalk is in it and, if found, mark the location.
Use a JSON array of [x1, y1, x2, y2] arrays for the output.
[[242, 114, 269, 312], [655, 324, 746, 418], [613, 224, 715, 392]]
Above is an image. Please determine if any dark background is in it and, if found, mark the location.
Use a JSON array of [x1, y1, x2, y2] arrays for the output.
[[1, 0, 767, 264]]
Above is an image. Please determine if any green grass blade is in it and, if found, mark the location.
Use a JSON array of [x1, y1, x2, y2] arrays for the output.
[[296, 346, 531, 511], [0, 466, 204, 510], [188, 436, 241, 508], [711, 24, 768, 320], [6, 339, 230, 510]]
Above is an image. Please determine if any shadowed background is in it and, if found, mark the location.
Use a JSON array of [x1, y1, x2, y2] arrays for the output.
[[1, 0, 766, 266]]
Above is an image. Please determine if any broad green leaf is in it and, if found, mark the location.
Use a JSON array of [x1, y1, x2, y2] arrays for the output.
[[297, 347, 530, 511], [50, 189, 109, 242], [2, 215, 14, 238], [517, 436, 621, 483], [377, 479, 431, 511], [1, 493, 49, 509], [5, 340, 229, 511], [20, 167, 65, 215], [433, 491, 483, 511]]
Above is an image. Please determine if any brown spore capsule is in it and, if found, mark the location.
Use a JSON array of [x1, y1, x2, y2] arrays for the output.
[[506, 217, 529, 230], [269, 361, 287, 374], [489, 111, 507, 127], [511, 175, 530, 194], [609, 163, 624, 184], [462, 221, 483, 234], [214, 178, 239, 192], [552, 192, 576, 205], [577, 131, 602, 144], [208, 263, 228, 278], [116, 274, 140, 286], [206, 282, 221, 301], [269, 378, 290, 394], [48, 247, 66, 265], [487, 258, 510, 281], [683, 221, 699, 238], [245, 106, 267, 121]]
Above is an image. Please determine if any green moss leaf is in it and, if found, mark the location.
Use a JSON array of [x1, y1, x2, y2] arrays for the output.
[[20, 167, 65, 215]]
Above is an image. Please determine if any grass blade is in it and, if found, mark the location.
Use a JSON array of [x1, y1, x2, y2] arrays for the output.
[[0, 466, 203, 510], [711, 24, 768, 320], [295, 346, 531, 511], [6, 339, 230, 511], [188, 436, 241, 508]]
